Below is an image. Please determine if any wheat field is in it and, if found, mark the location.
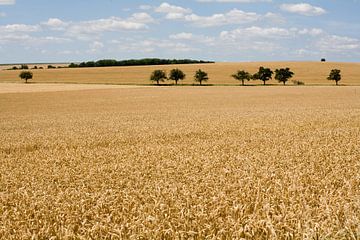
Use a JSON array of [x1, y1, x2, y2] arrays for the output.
[[1, 86, 359, 239], [1, 62, 360, 85]]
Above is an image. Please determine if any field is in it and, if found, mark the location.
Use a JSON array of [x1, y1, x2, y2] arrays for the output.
[[1, 85, 359, 239], [1, 61, 360, 85]]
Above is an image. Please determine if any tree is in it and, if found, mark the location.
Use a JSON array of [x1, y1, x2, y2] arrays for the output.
[[150, 70, 167, 85], [275, 68, 294, 85], [169, 68, 186, 85], [194, 69, 209, 85], [19, 71, 33, 83], [327, 69, 341, 85], [253, 67, 273, 85], [231, 70, 251, 86]]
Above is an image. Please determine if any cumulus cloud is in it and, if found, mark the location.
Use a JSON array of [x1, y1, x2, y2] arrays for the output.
[[155, 2, 192, 19], [280, 3, 326, 16], [129, 12, 155, 23], [184, 9, 260, 27], [42, 18, 69, 30]]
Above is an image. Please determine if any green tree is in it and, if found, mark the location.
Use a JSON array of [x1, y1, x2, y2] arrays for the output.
[[275, 68, 294, 85], [327, 69, 341, 85], [150, 70, 167, 85], [232, 70, 251, 86], [194, 69, 209, 85], [253, 67, 273, 85], [19, 71, 33, 83], [169, 68, 186, 85]]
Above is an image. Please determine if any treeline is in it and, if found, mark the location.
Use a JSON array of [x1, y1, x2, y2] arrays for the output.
[[68, 58, 214, 68], [149, 67, 343, 86]]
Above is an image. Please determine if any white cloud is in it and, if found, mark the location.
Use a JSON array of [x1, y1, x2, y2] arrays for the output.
[[184, 9, 260, 27], [220, 26, 291, 40], [0, 0, 15, 5], [155, 2, 192, 19], [66, 17, 148, 38], [42, 18, 69, 30], [169, 32, 193, 40], [129, 12, 155, 23], [0, 24, 40, 33], [316, 35, 360, 52], [169, 32, 216, 46], [88, 41, 104, 53], [280, 3, 326, 16], [298, 28, 324, 36]]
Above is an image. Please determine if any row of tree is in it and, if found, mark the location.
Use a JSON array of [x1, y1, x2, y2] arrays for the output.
[[150, 69, 209, 85], [18, 67, 342, 85], [68, 58, 214, 68], [150, 67, 343, 86]]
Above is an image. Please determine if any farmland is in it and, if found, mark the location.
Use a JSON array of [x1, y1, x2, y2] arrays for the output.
[[1, 61, 360, 85], [1, 85, 359, 239]]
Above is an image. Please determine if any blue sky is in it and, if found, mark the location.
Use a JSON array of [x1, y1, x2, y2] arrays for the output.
[[0, 0, 359, 63]]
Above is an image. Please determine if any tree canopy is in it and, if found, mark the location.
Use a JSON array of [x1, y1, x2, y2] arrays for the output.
[[327, 69, 341, 85], [253, 67, 273, 85], [194, 69, 209, 85], [232, 70, 252, 86], [150, 70, 167, 85], [275, 68, 294, 85], [19, 71, 33, 83], [169, 68, 186, 85]]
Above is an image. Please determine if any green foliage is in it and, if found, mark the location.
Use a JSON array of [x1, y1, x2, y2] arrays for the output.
[[253, 67, 273, 85], [231, 70, 251, 86], [19, 71, 33, 83], [21, 64, 29, 69], [194, 69, 209, 85], [150, 70, 167, 85], [327, 69, 341, 85], [275, 68, 294, 85], [68, 59, 214, 68], [47, 65, 56, 69], [169, 68, 186, 85]]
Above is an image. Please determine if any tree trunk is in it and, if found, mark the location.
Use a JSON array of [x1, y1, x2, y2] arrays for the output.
[[336, 81, 338, 86], [283, 81, 286, 86], [242, 80, 244, 86], [157, 80, 159, 85], [175, 80, 178, 85], [263, 80, 266, 85], [25, 78, 28, 83]]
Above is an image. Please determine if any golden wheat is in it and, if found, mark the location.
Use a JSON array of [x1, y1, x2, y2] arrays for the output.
[[1, 61, 360, 85], [0, 86, 359, 239]]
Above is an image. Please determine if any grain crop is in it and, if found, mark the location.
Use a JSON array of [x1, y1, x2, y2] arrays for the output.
[[1, 86, 360, 239], [1, 61, 360, 85]]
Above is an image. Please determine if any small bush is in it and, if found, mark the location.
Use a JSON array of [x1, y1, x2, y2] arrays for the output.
[[292, 80, 305, 85]]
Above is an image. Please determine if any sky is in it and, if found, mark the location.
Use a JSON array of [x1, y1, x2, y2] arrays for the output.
[[0, 0, 359, 63]]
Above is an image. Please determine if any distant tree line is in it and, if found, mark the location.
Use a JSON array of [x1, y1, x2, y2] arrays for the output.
[[68, 58, 214, 68]]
